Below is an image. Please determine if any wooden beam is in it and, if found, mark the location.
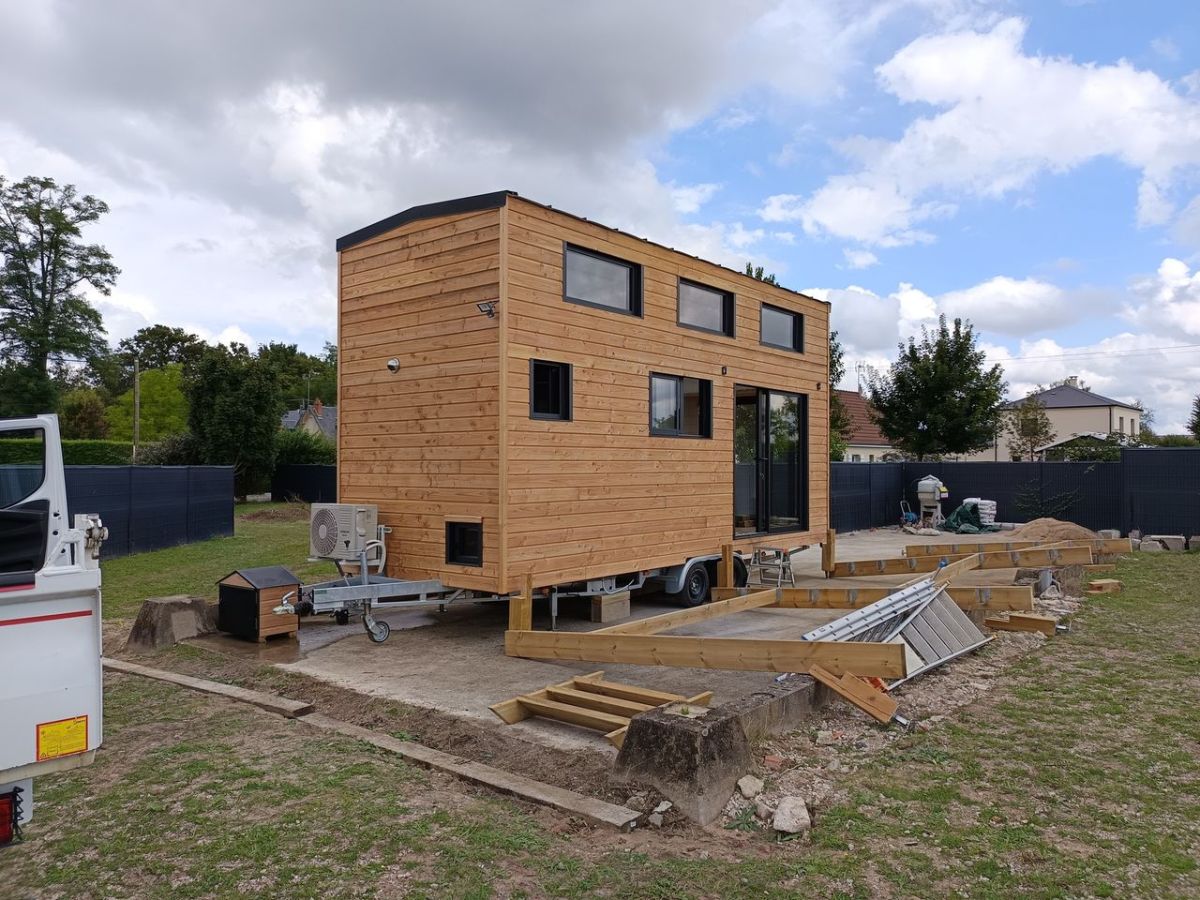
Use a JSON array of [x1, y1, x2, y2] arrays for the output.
[[718, 542, 735, 589], [489, 670, 606, 724], [513, 695, 630, 732], [809, 664, 899, 724], [832, 545, 1092, 577], [821, 528, 836, 577], [908, 538, 1131, 558], [718, 584, 1032, 612], [593, 587, 779, 637], [933, 552, 982, 584], [508, 572, 534, 632], [984, 613, 1058, 637], [544, 685, 653, 718], [505, 630, 907, 679]]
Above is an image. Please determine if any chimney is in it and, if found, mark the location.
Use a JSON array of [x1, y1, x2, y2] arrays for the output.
[[1063, 376, 1079, 388], [313, 398, 323, 416]]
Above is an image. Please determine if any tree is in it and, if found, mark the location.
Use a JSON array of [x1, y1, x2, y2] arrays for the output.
[[828, 331, 852, 460], [743, 262, 778, 285], [1136, 400, 1157, 442], [106, 364, 189, 442], [0, 360, 58, 417], [257, 341, 337, 410], [1005, 394, 1056, 461], [0, 176, 117, 379], [1189, 394, 1200, 441], [59, 387, 109, 439], [185, 345, 282, 494], [866, 316, 1006, 460]]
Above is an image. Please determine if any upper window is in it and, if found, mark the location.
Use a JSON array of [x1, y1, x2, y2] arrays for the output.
[[564, 244, 643, 316], [650, 374, 712, 438], [530, 359, 571, 421], [760, 303, 804, 353], [678, 279, 735, 337], [445, 521, 483, 567]]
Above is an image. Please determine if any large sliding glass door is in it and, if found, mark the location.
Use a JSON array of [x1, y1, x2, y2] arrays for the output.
[[733, 386, 808, 536]]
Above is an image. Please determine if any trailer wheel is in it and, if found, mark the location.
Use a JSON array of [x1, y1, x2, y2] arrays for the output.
[[673, 562, 711, 608], [335, 610, 350, 626], [367, 620, 391, 643], [734, 556, 749, 587]]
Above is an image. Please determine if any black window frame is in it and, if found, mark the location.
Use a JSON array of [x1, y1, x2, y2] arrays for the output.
[[529, 359, 572, 421], [677, 277, 735, 337], [445, 521, 483, 567], [648, 372, 713, 439], [562, 243, 643, 317], [759, 302, 804, 353]]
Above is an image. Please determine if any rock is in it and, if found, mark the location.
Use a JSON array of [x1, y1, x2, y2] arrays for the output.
[[647, 813, 664, 827], [772, 797, 812, 834], [1130, 539, 1141, 550], [1146, 535, 1186, 551], [737, 775, 764, 799], [1141, 540, 1164, 553], [1130, 529, 1141, 540], [652, 800, 672, 815], [763, 754, 787, 770], [814, 729, 836, 746], [755, 798, 773, 820], [125, 596, 216, 652], [1190, 536, 1200, 551], [1041, 584, 1062, 600], [1097, 529, 1121, 539]]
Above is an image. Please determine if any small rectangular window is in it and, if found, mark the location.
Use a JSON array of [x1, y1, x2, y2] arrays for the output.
[[445, 521, 483, 567], [529, 360, 572, 421], [564, 244, 642, 316], [678, 279, 734, 336], [760, 303, 804, 352], [650, 373, 712, 438], [1119, 416, 1124, 434]]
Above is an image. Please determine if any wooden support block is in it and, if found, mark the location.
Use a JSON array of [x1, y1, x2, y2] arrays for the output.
[[508, 573, 534, 632], [1085, 579, 1123, 594], [718, 543, 735, 589], [821, 529, 836, 577], [504, 630, 907, 679], [984, 613, 1058, 637], [545, 685, 653, 717], [594, 587, 779, 637], [809, 664, 899, 725], [590, 592, 631, 624]]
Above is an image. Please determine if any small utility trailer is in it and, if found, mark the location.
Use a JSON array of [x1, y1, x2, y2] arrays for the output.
[[0, 414, 107, 844]]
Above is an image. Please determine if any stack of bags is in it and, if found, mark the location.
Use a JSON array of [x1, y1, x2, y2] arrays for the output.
[[965, 498, 997, 526]]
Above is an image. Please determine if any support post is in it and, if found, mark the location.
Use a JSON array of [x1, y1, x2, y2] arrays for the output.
[[821, 528, 836, 578], [718, 543, 734, 589], [508, 572, 533, 632]]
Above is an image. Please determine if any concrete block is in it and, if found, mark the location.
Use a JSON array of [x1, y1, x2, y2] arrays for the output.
[[1141, 540, 1164, 553], [1130, 539, 1141, 551], [589, 591, 631, 624], [1146, 535, 1186, 551], [1097, 529, 1121, 540], [612, 703, 751, 826], [1130, 530, 1142, 540], [126, 596, 215, 652], [1190, 536, 1200, 551], [717, 675, 827, 742]]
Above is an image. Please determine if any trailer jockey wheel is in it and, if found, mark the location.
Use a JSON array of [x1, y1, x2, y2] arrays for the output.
[[674, 562, 711, 608], [335, 610, 350, 626]]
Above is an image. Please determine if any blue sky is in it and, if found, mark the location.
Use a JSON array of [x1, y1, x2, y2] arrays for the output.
[[1, 0, 1198, 428]]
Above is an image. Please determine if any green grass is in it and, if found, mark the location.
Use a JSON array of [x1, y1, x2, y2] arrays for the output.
[[101, 503, 337, 620], [7, 550, 1199, 897]]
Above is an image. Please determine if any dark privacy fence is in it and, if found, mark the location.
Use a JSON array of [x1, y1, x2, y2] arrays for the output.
[[66, 466, 235, 559], [272, 464, 338, 503], [830, 448, 1200, 537]]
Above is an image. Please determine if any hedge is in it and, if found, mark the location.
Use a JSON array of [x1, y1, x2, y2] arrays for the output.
[[0, 438, 134, 465]]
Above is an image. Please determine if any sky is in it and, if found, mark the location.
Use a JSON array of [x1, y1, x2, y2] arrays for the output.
[[2, 0, 1199, 431]]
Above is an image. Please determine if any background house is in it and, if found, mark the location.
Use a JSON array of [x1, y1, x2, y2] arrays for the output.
[[280, 398, 337, 442], [836, 389, 893, 462], [967, 377, 1141, 461]]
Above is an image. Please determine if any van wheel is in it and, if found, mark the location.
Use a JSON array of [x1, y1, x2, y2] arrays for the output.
[[672, 563, 711, 608]]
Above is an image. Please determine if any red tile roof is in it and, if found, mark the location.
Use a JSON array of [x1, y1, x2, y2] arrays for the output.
[[836, 389, 890, 447]]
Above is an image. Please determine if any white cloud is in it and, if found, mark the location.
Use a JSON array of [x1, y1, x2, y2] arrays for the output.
[[937, 275, 1088, 335], [670, 182, 721, 214], [842, 248, 879, 269], [1122, 257, 1200, 339], [1151, 37, 1180, 62], [762, 17, 1200, 245]]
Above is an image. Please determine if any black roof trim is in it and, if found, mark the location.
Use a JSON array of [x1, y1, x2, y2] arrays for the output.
[[335, 190, 515, 251], [220, 565, 300, 589]]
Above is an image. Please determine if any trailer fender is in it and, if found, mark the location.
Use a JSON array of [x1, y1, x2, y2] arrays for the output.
[[658, 554, 747, 594]]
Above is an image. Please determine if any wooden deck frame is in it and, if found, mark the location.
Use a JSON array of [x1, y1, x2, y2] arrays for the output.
[[592, 586, 780, 637], [831, 545, 1093, 577], [711, 583, 1033, 612], [905, 537, 1131, 558]]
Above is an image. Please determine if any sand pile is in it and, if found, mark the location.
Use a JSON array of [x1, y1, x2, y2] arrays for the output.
[[1010, 517, 1098, 542]]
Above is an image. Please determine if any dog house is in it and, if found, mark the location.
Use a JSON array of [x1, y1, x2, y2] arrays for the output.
[[336, 191, 830, 596]]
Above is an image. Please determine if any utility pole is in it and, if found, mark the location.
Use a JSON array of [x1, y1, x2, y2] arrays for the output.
[[132, 354, 141, 462]]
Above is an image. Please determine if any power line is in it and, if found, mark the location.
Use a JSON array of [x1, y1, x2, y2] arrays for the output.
[[995, 343, 1200, 363]]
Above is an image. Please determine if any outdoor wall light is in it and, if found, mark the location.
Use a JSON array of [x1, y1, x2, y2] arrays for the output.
[[476, 301, 497, 318], [386, 357, 400, 373]]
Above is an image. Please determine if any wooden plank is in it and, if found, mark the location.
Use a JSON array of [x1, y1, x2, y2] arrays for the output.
[[570, 679, 687, 707], [1086, 578, 1123, 594], [103, 658, 313, 718], [488, 671, 606, 725], [718, 543, 735, 589], [809, 664, 899, 724], [911, 538, 1131, 557], [592, 587, 779, 637], [984, 613, 1058, 637], [544, 686, 653, 717], [822, 529, 836, 577], [932, 552, 982, 584], [947, 586, 1034, 612], [713, 584, 1033, 613], [833, 546, 1092, 577], [515, 695, 630, 732], [301, 713, 640, 831], [508, 573, 533, 632], [504, 631, 907, 678]]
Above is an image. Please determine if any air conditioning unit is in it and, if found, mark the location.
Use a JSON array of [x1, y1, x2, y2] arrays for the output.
[[309, 503, 379, 561]]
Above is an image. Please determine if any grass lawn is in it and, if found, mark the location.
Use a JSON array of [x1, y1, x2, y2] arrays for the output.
[[4, 550, 1198, 897], [100, 503, 337, 620]]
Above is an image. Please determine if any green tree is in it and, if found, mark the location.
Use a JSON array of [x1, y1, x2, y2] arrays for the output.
[[0, 361, 58, 417], [828, 330, 852, 460], [1005, 394, 1056, 461], [275, 427, 336, 465], [743, 262, 778, 285], [1189, 394, 1200, 441], [0, 176, 117, 383], [257, 341, 337, 409], [59, 387, 109, 439], [185, 345, 282, 494], [106, 364, 189, 442], [866, 316, 1006, 461]]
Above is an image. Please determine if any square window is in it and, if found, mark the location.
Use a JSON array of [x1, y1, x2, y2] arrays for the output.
[[529, 360, 571, 420], [760, 303, 803, 352], [650, 373, 712, 438], [445, 521, 483, 567], [678, 279, 734, 336], [564, 244, 642, 315]]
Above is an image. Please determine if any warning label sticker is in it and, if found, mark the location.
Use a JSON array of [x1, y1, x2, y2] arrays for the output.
[[36, 715, 88, 761]]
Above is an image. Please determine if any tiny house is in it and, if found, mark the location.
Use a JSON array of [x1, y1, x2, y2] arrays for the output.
[[336, 191, 830, 597]]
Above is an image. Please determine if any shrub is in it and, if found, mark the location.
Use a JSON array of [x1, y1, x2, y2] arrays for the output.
[[137, 433, 201, 466], [0, 438, 133, 465], [275, 428, 336, 465]]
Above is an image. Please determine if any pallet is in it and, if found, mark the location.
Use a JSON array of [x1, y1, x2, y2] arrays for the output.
[[490, 671, 712, 748]]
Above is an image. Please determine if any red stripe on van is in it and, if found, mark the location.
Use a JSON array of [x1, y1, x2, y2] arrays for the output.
[[0, 609, 93, 627]]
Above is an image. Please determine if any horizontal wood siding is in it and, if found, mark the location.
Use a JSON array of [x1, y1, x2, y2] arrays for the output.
[[503, 198, 829, 587], [338, 209, 501, 591]]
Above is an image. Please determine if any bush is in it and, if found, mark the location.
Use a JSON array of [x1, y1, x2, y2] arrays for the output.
[[137, 433, 201, 466], [0, 438, 133, 465], [275, 428, 336, 465]]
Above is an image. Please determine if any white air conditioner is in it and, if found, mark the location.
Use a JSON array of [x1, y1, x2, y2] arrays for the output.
[[309, 503, 379, 561]]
